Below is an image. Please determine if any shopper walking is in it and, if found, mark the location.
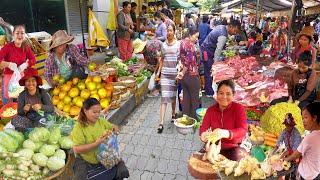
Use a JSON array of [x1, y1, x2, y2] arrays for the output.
[[116, 1, 134, 61], [178, 26, 200, 119], [157, 24, 180, 133]]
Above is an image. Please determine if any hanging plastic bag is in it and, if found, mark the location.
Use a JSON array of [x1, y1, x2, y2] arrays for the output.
[[97, 133, 121, 170], [148, 73, 156, 91], [8, 67, 24, 98]]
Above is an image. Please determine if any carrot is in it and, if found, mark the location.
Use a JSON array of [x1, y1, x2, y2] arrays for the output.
[[264, 136, 277, 143], [265, 140, 276, 147], [265, 133, 277, 139]]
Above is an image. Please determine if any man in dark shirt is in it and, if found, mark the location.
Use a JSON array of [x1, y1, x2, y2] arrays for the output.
[[130, 2, 137, 30]]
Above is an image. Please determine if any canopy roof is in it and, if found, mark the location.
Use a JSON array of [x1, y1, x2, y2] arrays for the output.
[[170, 0, 195, 9], [219, 0, 320, 12]]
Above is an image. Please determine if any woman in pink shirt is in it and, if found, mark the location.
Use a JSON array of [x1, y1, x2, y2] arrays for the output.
[[285, 102, 320, 180]]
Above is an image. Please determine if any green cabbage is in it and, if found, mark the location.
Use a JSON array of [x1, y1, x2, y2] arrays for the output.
[[39, 144, 56, 157], [32, 153, 48, 167], [260, 102, 304, 136], [59, 137, 73, 149], [34, 142, 44, 152], [0, 145, 7, 153], [54, 149, 66, 160], [48, 127, 61, 145], [29, 127, 50, 142], [0, 132, 19, 152], [51, 144, 60, 150], [4, 129, 25, 146], [46, 156, 65, 171], [18, 149, 34, 160], [23, 139, 37, 151]]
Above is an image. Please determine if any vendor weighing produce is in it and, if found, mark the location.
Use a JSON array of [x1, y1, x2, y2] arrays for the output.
[[44, 30, 89, 86], [199, 80, 248, 161], [12, 68, 54, 132]]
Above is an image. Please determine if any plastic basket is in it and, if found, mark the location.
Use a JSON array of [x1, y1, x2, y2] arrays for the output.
[[0, 102, 18, 125]]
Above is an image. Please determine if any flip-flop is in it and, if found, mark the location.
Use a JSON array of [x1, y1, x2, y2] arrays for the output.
[[157, 124, 164, 133], [171, 114, 177, 123]]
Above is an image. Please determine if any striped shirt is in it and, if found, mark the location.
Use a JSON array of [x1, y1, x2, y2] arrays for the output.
[[161, 40, 180, 76]]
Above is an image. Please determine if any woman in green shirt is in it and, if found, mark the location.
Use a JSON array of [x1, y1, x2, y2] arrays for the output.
[[71, 98, 129, 180]]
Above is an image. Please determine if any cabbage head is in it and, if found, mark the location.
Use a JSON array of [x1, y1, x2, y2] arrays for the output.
[[39, 144, 56, 157], [47, 156, 65, 171], [48, 127, 61, 145], [18, 149, 34, 160], [0, 145, 7, 153], [29, 127, 50, 142], [4, 129, 25, 145], [260, 102, 304, 136], [0, 132, 19, 152], [54, 149, 66, 160], [34, 142, 44, 152], [59, 137, 73, 149], [23, 139, 37, 151], [32, 153, 48, 167]]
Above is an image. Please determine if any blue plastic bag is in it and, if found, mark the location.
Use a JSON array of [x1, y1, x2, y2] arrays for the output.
[[97, 134, 121, 170]]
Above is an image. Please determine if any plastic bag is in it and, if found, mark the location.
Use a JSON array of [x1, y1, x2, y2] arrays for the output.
[[148, 73, 156, 90], [8, 67, 24, 98], [97, 134, 121, 170]]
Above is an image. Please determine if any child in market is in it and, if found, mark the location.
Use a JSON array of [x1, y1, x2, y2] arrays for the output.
[[284, 102, 320, 180], [274, 113, 302, 157]]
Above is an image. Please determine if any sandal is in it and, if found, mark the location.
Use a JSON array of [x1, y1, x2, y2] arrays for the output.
[[157, 124, 164, 133], [171, 114, 177, 123]]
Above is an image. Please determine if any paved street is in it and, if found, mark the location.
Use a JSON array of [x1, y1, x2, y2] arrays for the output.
[[118, 97, 206, 180]]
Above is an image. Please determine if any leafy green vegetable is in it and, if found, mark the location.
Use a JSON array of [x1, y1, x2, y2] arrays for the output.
[[18, 149, 34, 160], [59, 137, 73, 149], [39, 145, 56, 157], [23, 139, 37, 151], [125, 57, 139, 65], [0, 132, 19, 152], [0, 145, 7, 153], [4, 129, 25, 146], [46, 156, 65, 171], [48, 127, 61, 145], [54, 149, 66, 160], [29, 127, 50, 142], [32, 153, 48, 167]]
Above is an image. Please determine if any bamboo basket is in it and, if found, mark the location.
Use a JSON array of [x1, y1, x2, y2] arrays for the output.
[[118, 77, 137, 89], [44, 151, 75, 180]]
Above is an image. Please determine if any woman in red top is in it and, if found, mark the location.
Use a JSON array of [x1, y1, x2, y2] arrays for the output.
[[292, 26, 317, 68], [0, 25, 36, 104], [199, 80, 248, 161]]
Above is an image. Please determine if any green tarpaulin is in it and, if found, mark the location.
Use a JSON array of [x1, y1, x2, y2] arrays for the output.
[[170, 0, 194, 9]]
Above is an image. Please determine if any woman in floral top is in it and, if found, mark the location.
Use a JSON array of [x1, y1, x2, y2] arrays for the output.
[[177, 26, 201, 119]]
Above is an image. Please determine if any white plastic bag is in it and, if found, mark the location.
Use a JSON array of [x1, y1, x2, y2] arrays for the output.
[[148, 73, 156, 91], [8, 68, 24, 98]]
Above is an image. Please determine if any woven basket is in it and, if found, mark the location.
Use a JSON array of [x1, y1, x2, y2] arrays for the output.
[[44, 150, 75, 180], [118, 77, 137, 88], [110, 98, 121, 110]]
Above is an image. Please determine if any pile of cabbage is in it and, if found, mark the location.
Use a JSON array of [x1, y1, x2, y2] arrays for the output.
[[260, 102, 304, 136], [0, 127, 73, 179]]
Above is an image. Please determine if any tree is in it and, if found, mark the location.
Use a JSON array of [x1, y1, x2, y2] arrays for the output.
[[199, 0, 220, 11]]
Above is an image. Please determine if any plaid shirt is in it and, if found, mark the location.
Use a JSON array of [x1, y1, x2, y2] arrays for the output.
[[44, 44, 89, 85]]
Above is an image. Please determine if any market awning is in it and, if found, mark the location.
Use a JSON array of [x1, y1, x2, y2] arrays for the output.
[[170, 0, 195, 9], [219, 0, 320, 12]]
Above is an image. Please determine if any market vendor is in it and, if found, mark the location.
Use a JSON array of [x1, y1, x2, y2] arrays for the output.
[[0, 24, 36, 104], [284, 102, 320, 180], [201, 20, 240, 96], [71, 98, 129, 180], [149, 11, 167, 42], [44, 30, 89, 86], [11, 68, 54, 132], [273, 113, 301, 157], [199, 80, 248, 161], [292, 26, 317, 68], [271, 50, 317, 109]]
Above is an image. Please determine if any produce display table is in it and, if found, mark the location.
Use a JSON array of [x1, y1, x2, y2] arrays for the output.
[[107, 78, 149, 125]]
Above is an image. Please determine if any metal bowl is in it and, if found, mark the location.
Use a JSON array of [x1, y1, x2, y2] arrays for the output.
[[174, 117, 196, 135]]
